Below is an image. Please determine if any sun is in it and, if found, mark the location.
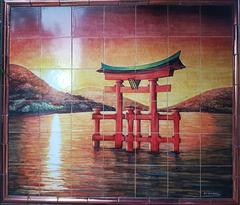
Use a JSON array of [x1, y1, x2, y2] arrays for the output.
[[43, 70, 71, 92]]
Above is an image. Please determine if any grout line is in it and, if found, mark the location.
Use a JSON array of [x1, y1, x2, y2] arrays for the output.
[[199, 5, 202, 198], [102, 5, 105, 197], [70, 5, 73, 198], [166, 4, 169, 199], [11, 35, 233, 40], [134, 4, 137, 198], [39, 7, 43, 197]]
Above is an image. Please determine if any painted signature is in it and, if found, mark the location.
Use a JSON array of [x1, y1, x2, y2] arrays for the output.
[[203, 192, 221, 197]]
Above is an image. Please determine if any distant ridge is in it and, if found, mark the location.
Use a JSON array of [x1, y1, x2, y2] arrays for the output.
[[160, 87, 232, 114]]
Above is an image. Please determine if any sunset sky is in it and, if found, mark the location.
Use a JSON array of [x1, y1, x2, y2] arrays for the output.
[[10, 5, 233, 107]]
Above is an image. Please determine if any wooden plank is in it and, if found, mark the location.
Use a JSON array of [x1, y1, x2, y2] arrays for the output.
[[104, 69, 172, 80], [92, 134, 115, 141], [156, 84, 171, 92], [104, 84, 171, 93]]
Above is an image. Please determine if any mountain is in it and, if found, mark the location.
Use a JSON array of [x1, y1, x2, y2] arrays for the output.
[[160, 87, 232, 114], [9, 64, 115, 114]]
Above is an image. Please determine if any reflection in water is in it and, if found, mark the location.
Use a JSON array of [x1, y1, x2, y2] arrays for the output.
[[8, 112, 232, 198], [45, 114, 64, 190], [46, 115, 62, 178]]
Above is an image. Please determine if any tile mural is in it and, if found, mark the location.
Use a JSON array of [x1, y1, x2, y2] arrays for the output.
[[8, 5, 233, 198]]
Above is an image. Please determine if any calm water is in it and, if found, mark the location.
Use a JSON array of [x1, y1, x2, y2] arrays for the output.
[[8, 112, 232, 198]]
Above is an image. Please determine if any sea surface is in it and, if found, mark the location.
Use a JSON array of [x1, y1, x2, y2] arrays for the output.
[[8, 112, 232, 198]]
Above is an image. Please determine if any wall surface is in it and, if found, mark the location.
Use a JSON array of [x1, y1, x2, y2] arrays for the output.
[[2, 2, 235, 202]]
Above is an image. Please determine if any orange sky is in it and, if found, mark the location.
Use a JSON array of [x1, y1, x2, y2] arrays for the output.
[[10, 5, 233, 107]]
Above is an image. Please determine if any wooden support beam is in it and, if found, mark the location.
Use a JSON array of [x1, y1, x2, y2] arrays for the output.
[[104, 84, 171, 93], [92, 113, 117, 120], [92, 134, 116, 141], [135, 137, 151, 142], [104, 69, 172, 80]]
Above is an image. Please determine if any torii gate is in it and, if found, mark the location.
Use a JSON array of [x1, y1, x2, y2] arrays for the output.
[[92, 51, 185, 153]]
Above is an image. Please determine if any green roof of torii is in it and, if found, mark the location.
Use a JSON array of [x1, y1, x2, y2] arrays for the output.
[[98, 50, 184, 73]]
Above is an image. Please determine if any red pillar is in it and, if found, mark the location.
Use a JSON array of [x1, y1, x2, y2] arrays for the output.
[[149, 79, 159, 153], [115, 80, 123, 149], [172, 110, 181, 153], [92, 108, 101, 148], [135, 107, 142, 149], [126, 107, 134, 152]]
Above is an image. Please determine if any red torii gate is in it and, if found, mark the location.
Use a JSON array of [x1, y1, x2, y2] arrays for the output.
[[92, 51, 185, 153]]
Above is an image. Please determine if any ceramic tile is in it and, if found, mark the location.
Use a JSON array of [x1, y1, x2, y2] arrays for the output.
[[169, 6, 200, 36], [122, 93, 149, 111], [41, 7, 71, 37], [136, 5, 168, 36], [72, 6, 103, 37], [104, 6, 135, 37], [103, 164, 135, 197], [168, 165, 200, 198], [8, 66, 42, 102], [201, 6, 232, 37], [200, 112, 232, 134], [138, 118, 150, 136], [10, 38, 41, 70], [10, 7, 40, 39], [9, 133, 41, 166], [136, 37, 168, 65], [9, 133, 41, 164], [104, 38, 136, 66], [39, 190, 71, 197], [201, 166, 232, 198], [201, 134, 232, 166], [70, 166, 105, 197], [99, 120, 116, 134], [38, 132, 72, 177], [9, 163, 41, 178], [167, 134, 200, 166], [71, 69, 106, 113], [103, 143, 136, 164], [71, 112, 94, 132], [136, 165, 167, 197], [40, 114, 72, 133], [159, 116, 174, 137], [200, 82, 233, 116], [41, 38, 71, 69], [104, 91, 137, 113], [178, 112, 202, 135], [90, 0, 119, 5], [168, 71, 201, 108], [30, 0, 59, 5], [71, 99, 95, 114], [8, 102, 40, 131], [40, 69, 72, 95], [71, 134, 104, 169], [73, 38, 103, 69], [60, 0, 88, 5], [201, 37, 232, 73], [39, 171, 72, 196], [169, 37, 200, 68], [72, 69, 105, 95], [8, 172, 40, 196], [101, 137, 125, 151], [103, 92, 116, 111], [136, 136, 168, 166]]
